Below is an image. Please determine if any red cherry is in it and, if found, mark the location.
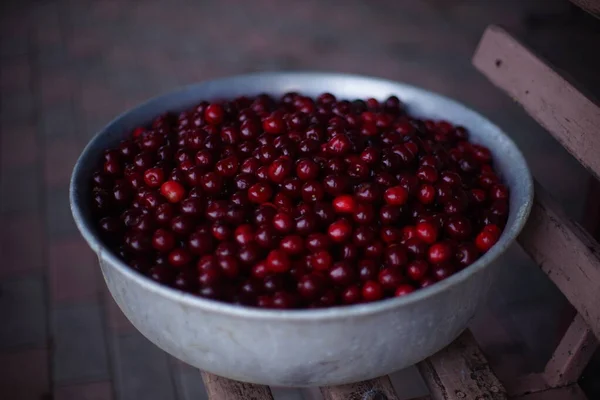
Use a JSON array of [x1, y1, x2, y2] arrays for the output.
[[415, 222, 438, 244], [384, 186, 408, 206], [342, 286, 362, 305], [205, 103, 225, 125], [280, 235, 304, 255], [272, 212, 294, 233], [268, 157, 292, 183], [168, 248, 192, 268], [428, 242, 453, 264], [296, 159, 320, 181], [384, 245, 407, 268], [234, 224, 254, 246], [267, 249, 291, 273], [152, 229, 175, 253], [248, 183, 273, 203], [144, 167, 165, 188], [362, 281, 384, 302], [327, 219, 353, 243], [406, 260, 429, 282], [329, 261, 356, 286], [160, 181, 186, 203], [417, 184, 435, 204], [263, 111, 286, 135], [217, 255, 240, 278], [310, 251, 333, 271], [333, 195, 357, 214], [394, 284, 415, 297], [475, 229, 499, 252], [298, 273, 325, 300], [483, 224, 501, 237], [327, 135, 352, 155]]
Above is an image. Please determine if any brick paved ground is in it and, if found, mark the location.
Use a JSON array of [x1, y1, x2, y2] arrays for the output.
[[1, 0, 599, 399]]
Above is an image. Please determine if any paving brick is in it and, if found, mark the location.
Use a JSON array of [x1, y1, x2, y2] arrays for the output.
[[0, 14, 30, 59], [0, 164, 42, 215], [0, 125, 39, 169], [0, 275, 48, 349], [37, 46, 71, 75], [48, 237, 100, 303], [28, 0, 62, 27], [80, 80, 127, 119], [43, 136, 83, 188], [0, 55, 32, 93], [40, 101, 80, 139], [0, 119, 36, 138], [68, 33, 107, 60], [111, 331, 176, 400], [0, 213, 45, 277], [0, 347, 50, 400], [0, 91, 37, 124], [45, 186, 79, 238], [34, 22, 63, 48], [89, 0, 126, 23], [104, 289, 135, 334], [39, 71, 78, 107], [52, 301, 110, 384], [54, 381, 113, 400]]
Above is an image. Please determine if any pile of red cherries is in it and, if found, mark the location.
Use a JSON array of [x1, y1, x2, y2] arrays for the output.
[[91, 92, 509, 309]]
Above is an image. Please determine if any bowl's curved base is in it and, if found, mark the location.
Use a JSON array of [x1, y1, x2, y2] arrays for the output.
[[100, 254, 492, 386]]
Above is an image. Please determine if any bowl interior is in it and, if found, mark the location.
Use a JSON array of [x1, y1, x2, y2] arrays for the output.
[[70, 72, 533, 319]]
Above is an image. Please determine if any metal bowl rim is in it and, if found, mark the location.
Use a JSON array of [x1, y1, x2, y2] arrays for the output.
[[70, 71, 533, 321]]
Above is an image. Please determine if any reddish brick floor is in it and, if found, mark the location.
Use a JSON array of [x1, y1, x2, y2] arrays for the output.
[[1, 0, 599, 399]]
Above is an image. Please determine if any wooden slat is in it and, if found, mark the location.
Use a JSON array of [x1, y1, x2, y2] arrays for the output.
[[472, 25, 600, 180], [200, 372, 274, 400], [543, 313, 598, 387], [517, 181, 600, 339], [504, 373, 550, 398], [320, 376, 400, 400], [570, 0, 600, 19], [416, 330, 508, 400], [512, 383, 588, 400]]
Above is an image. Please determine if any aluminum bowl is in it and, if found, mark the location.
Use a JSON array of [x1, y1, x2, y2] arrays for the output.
[[70, 72, 533, 387]]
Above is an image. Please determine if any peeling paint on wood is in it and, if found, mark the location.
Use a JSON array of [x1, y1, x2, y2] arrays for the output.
[[517, 182, 600, 340], [472, 25, 600, 180], [320, 376, 400, 400], [201, 372, 273, 400], [543, 314, 598, 387], [570, 0, 600, 19], [417, 330, 508, 400]]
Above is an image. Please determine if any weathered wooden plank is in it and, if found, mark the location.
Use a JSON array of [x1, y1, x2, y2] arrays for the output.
[[517, 181, 600, 340], [417, 330, 508, 400], [200, 372, 274, 400], [320, 376, 400, 400], [570, 0, 600, 19], [512, 383, 588, 400], [543, 313, 598, 387], [504, 373, 549, 398], [472, 25, 600, 180]]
